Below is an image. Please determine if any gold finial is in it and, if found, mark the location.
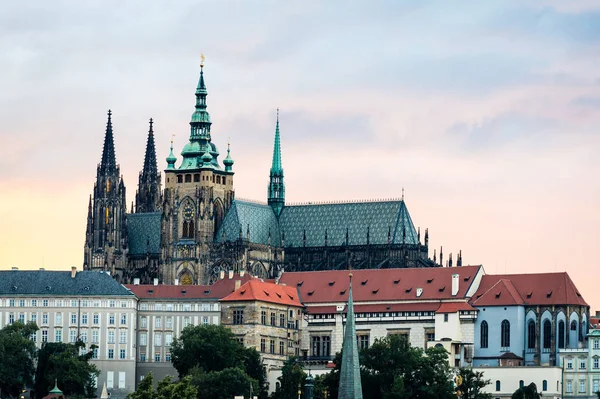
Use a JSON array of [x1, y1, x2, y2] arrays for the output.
[[171, 133, 176, 145], [349, 272, 353, 278], [200, 53, 205, 68]]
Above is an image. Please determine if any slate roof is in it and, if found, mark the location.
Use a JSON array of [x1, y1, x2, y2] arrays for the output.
[[216, 200, 281, 246], [279, 266, 481, 304], [471, 273, 588, 307], [127, 212, 162, 255], [221, 279, 302, 307], [216, 199, 419, 248], [0, 270, 134, 297]]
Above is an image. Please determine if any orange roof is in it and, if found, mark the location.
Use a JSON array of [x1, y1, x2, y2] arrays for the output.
[[221, 280, 302, 307], [279, 266, 482, 303], [126, 273, 252, 300], [436, 302, 477, 313], [471, 273, 588, 307], [306, 302, 443, 314]]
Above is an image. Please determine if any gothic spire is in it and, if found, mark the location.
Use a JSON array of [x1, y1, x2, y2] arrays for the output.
[[100, 110, 116, 175], [141, 118, 158, 183], [268, 109, 285, 217], [189, 59, 211, 139], [135, 118, 162, 213], [339, 273, 363, 399]]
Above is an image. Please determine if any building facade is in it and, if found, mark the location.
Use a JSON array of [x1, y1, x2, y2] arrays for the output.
[[558, 328, 600, 398], [83, 62, 454, 287], [0, 268, 137, 398]]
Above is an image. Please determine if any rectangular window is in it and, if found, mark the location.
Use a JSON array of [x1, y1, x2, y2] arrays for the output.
[[261, 311, 266, 324], [270, 312, 276, 326], [155, 333, 162, 346], [71, 300, 77, 307], [109, 300, 116, 308], [121, 301, 127, 308], [202, 303, 210, 311], [444, 314, 449, 322], [155, 353, 161, 362], [594, 358, 599, 369], [92, 330, 99, 344], [107, 372, 114, 389], [109, 314, 115, 325], [43, 299, 48, 307], [19, 299, 25, 307], [166, 317, 173, 329], [233, 310, 244, 325], [141, 317, 147, 328], [42, 330, 48, 342], [31, 332, 37, 343], [9, 299, 14, 307], [567, 360, 573, 369], [80, 330, 87, 343], [120, 349, 126, 359], [56, 313, 63, 325], [19, 313, 25, 323], [595, 339, 599, 349], [140, 353, 146, 362], [31, 313, 37, 324], [70, 313, 77, 325], [55, 300, 62, 307], [93, 314, 99, 325], [140, 303, 147, 311], [55, 329, 62, 343], [121, 314, 127, 325], [81, 313, 88, 325], [108, 349, 114, 359], [92, 348, 98, 359], [183, 317, 190, 328], [279, 341, 285, 355], [82, 300, 88, 307], [108, 330, 115, 344], [8, 314, 14, 324], [357, 334, 370, 350], [120, 330, 127, 344], [260, 338, 266, 352], [311, 336, 331, 357], [42, 313, 49, 324], [140, 333, 147, 346], [566, 380, 572, 393], [32, 299, 37, 307], [593, 380, 599, 393], [203, 316, 209, 325], [70, 329, 77, 343], [119, 372, 125, 389], [155, 317, 162, 329], [270, 339, 275, 354], [166, 353, 171, 362], [155, 303, 162, 311], [580, 360, 586, 370], [280, 314, 285, 327], [579, 379, 586, 393], [165, 333, 173, 346], [184, 304, 191, 312]]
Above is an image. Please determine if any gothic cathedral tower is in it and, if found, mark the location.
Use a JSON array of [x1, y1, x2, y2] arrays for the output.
[[84, 111, 128, 280], [135, 119, 162, 213], [161, 62, 235, 285]]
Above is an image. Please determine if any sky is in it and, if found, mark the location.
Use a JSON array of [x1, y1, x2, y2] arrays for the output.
[[1, 1, 599, 309]]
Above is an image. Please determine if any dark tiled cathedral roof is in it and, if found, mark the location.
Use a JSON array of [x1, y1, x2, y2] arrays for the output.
[[216, 199, 418, 248], [127, 212, 162, 255]]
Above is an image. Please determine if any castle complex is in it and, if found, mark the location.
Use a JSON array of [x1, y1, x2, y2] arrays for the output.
[[83, 62, 455, 285]]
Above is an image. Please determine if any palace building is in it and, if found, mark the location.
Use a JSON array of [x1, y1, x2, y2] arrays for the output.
[[83, 62, 454, 285]]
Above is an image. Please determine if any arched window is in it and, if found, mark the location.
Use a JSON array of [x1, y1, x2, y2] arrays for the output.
[[188, 220, 194, 238], [543, 320, 552, 349], [558, 320, 565, 348], [580, 320, 586, 341], [480, 321, 488, 348], [182, 221, 189, 238], [496, 380, 501, 391], [501, 320, 510, 348], [527, 320, 536, 349], [182, 221, 194, 239], [542, 380, 547, 391], [571, 320, 577, 330]]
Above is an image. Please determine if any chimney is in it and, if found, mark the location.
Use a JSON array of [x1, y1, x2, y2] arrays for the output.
[[153, 278, 159, 286], [240, 270, 245, 277], [174, 279, 179, 286], [219, 270, 225, 280], [228, 270, 234, 279], [133, 278, 140, 285], [71, 266, 77, 278], [416, 288, 423, 298], [451, 274, 459, 296], [235, 280, 241, 291], [11, 267, 18, 271]]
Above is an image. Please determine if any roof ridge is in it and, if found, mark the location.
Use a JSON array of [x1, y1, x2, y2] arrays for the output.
[[234, 197, 269, 205], [286, 198, 404, 206]]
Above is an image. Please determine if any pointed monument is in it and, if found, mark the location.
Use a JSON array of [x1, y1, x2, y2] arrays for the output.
[[338, 273, 363, 399]]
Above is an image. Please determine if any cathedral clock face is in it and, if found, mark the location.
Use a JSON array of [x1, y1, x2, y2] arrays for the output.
[[183, 204, 194, 220]]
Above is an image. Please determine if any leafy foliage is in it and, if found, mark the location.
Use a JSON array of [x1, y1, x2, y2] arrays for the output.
[[269, 357, 306, 399], [455, 368, 491, 399], [34, 341, 99, 399], [169, 324, 268, 398], [0, 322, 38, 398], [511, 383, 541, 399], [126, 373, 197, 399]]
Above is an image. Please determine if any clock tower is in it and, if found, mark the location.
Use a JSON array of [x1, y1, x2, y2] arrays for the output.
[[160, 61, 235, 284]]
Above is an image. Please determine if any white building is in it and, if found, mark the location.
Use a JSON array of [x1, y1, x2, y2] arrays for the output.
[[475, 366, 562, 399], [0, 268, 137, 398], [558, 328, 600, 398]]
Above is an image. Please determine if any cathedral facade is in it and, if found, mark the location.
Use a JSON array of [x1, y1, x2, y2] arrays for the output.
[[84, 64, 446, 285]]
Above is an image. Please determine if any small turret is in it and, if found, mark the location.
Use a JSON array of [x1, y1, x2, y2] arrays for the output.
[[166, 139, 177, 169], [223, 142, 234, 172]]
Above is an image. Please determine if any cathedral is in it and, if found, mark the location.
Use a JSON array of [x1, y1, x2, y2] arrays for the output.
[[83, 62, 454, 285]]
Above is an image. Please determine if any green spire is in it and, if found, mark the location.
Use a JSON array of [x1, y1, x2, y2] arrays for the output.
[[166, 138, 177, 169], [268, 109, 285, 216], [49, 379, 63, 394], [223, 142, 234, 172], [189, 63, 211, 138], [338, 273, 363, 399]]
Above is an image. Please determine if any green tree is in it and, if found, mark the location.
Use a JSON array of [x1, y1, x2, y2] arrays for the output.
[[242, 347, 269, 398], [0, 321, 38, 398], [34, 341, 99, 399], [511, 383, 541, 399], [190, 367, 256, 399], [126, 373, 157, 399], [126, 373, 197, 399], [170, 325, 246, 376], [269, 357, 306, 399], [456, 368, 491, 399]]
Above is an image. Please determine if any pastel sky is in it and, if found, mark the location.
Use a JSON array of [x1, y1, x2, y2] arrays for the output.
[[1, 1, 599, 309]]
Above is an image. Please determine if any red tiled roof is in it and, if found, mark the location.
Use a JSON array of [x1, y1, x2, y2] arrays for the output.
[[470, 279, 524, 307], [436, 302, 477, 313], [305, 302, 444, 314], [221, 280, 303, 307], [125, 273, 252, 300], [279, 266, 482, 304], [471, 273, 588, 307]]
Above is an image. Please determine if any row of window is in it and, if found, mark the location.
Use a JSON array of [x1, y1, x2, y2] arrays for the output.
[[260, 338, 287, 356], [140, 315, 211, 329], [260, 310, 296, 328], [565, 379, 596, 394], [139, 352, 171, 362], [479, 320, 511, 349], [139, 302, 218, 312], [174, 173, 227, 184], [7, 312, 128, 326], [495, 380, 550, 392], [565, 357, 600, 370], [139, 332, 173, 347], [105, 371, 127, 390], [4, 299, 133, 308], [32, 328, 129, 345]]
